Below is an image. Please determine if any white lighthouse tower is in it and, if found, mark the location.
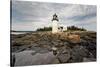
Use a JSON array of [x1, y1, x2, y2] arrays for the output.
[[52, 13, 59, 33]]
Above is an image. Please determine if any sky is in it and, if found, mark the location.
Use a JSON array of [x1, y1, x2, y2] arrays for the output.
[[11, 0, 97, 31]]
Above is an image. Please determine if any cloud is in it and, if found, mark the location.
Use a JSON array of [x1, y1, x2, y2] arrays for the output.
[[11, 1, 97, 31]]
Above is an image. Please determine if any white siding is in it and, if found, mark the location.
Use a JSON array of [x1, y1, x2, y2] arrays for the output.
[[52, 20, 58, 33]]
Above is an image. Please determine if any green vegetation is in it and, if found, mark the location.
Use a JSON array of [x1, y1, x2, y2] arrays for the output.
[[66, 26, 86, 31], [36, 27, 52, 31], [36, 26, 86, 32]]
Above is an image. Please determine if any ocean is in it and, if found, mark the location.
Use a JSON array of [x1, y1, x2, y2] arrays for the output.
[[11, 32, 28, 35]]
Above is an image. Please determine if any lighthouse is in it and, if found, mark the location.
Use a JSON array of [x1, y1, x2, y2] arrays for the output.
[[52, 13, 59, 33]]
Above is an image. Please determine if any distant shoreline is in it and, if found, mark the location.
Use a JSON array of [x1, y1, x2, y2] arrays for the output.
[[11, 30, 34, 32]]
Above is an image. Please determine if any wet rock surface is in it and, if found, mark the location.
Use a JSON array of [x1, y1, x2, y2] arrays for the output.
[[11, 31, 96, 66], [14, 51, 59, 66]]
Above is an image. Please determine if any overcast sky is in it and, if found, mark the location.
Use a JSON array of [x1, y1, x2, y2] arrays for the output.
[[11, 0, 97, 31]]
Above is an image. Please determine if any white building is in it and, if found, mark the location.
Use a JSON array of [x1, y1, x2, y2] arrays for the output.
[[52, 13, 65, 33], [52, 13, 59, 33]]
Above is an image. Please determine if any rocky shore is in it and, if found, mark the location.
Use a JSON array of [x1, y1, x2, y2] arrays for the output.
[[11, 31, 96, 66]]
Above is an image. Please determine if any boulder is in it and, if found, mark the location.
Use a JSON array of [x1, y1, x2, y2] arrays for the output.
[[57, 53, 70, 63], [69, 45, 89, 62], [57, 47, 71, 63], [14, 51, 59, 66], [67, 34, 80, 43]]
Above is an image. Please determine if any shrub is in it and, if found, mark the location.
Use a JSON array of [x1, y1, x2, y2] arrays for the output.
[[67, 26, 86, 31], [37, 27, 52, 31]]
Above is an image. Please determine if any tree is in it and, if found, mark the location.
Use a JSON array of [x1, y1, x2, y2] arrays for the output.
[[67, 26, 86, 31], [36, 27, 52, 31]]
